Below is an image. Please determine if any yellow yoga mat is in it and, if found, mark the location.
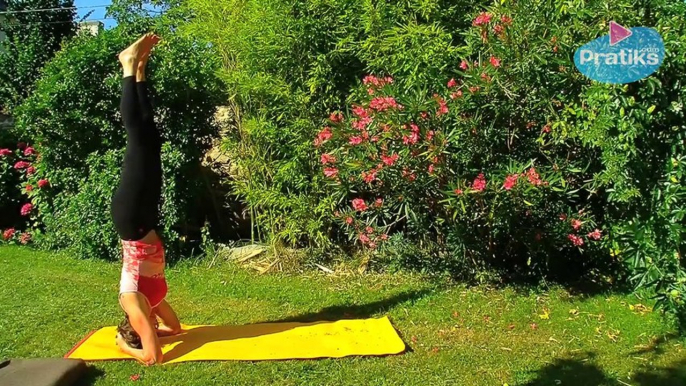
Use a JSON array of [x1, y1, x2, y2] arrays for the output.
[[65, 317, 405, 364]]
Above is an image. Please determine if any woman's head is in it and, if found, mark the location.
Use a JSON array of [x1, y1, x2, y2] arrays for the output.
[[117, 315, 142, 349]]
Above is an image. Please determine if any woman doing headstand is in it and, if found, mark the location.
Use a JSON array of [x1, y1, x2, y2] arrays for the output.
[[111, 34, 182, 366]]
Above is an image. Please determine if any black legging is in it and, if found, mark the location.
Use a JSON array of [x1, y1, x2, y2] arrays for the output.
[[111, 76, 162, 241]]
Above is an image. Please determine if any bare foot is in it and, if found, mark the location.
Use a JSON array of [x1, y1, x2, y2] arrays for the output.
[[156, 324, 183, 337], [118, 35, 147, 67], [138, 34, 161, 75]]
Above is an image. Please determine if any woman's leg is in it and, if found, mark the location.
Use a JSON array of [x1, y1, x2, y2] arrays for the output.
[[153, 299, 182, 336], [137, 34, 160, 128], [112, 35, 163, 241]]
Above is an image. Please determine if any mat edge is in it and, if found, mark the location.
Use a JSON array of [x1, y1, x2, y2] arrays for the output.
[[64, 329, 98, 359]]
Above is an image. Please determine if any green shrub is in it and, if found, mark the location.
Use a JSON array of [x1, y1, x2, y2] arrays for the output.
[[0, 140, 34, 241], [456, 0, 686, 318], [182, 0, 490, 247], [0, 139, 22, 229], [0, 0, 76, 112], [185, 0, 686, 322], [14, 18, 224, 260]]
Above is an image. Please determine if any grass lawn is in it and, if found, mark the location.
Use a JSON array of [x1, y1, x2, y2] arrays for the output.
[[0, 245, 684, 386]]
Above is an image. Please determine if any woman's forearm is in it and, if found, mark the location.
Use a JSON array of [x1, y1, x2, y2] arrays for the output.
[[130, 313, 164, 364]]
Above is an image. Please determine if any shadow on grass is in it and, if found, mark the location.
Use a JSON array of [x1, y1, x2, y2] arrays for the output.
[[161, 290, 425, 361], [266, 289, 433, 323], [630, 332, 681, 356], [75, 365, 105, 386], [632, 359, 686, 386], [520, 353, 686, 386]]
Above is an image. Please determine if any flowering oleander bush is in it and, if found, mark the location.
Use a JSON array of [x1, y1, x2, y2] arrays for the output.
[[316, 74, 605, 278], [182, 0, 686, 324], [0, 140, 48, 245]]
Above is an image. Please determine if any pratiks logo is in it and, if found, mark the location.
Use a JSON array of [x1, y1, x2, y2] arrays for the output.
[[574, 21, 665, 84]]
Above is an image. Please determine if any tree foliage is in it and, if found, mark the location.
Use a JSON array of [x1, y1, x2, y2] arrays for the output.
[[0, 0, 76, 112]]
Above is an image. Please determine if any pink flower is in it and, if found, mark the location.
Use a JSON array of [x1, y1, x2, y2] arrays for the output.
[[447, 78, 458, 88], [0, 148, 11, 157], [472, 12, 492, 26], [363, 75, 379, 86], [526, 168, 543, 186], [435, 97, 449, 116], [493, 24, 504, 34], [368, 242, 377, 249], [428, 164, 435, 174], [420, 112, 429, 120], [459, 60, 469, 71], [366, 226, 374, 234], [403, 132, 420, 145], [588, 229, 602, 240], [359, 234, 371, 244], [130, 374, 140, 382], [402, 169, 417, 181], [427, 131, 435, 141], [469, 86, 480, 93], [542, 124, 551, 133], [454, 188, 463, 195], [324, 167, 339, 178], [559, 214, 567, 221], [349, 136, 363, 145], [345, 216, 354, 225], [472, 173, 486, 191], [363, 75, 393, 88], [571, 219, 582, 231], [38, 179, 49, 188], [489, 56, 501, 67], [17, 142, 27, 150], [500, 15, 512, 25], [480, 73, 491, 82], [502, 174, 518, 190], [19, 232, 31, 245], [450, 90, 463, 99], [329, 112, 343, 123], [20, 203, 33, 216], [352, 106, 369, 118], [362, 169, 378, 184], [23, 147, 36, 156], [26, 166, 36, 175], [315, 127, 333, 146], [3, 228, 15, 241], [368, 88, 375, 95], [568, 234, 584, 247], [320, 153, 336, 164], [374, 198, 383, 208], [352, 116, 373, 130], [381, 154, 398, 166], [25, 184, 33, 192], [380, 234, 389, 241], [369, 96, 401, 112], [14, 161, 29, 169], [352, 198, 368, 212]]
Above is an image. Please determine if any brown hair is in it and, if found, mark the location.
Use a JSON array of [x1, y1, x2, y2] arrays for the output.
[[117, 314, 142, 349]]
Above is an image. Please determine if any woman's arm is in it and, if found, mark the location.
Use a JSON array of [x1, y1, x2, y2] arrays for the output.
[[119, 293, 164, 365]]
